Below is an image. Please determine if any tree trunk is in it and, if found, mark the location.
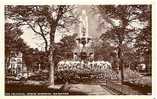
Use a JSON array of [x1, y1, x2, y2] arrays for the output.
[[118, 19, 128, 84], [48, 5, 66, 86], [42, 35, 48, 52], [5, 54, 11, 74], [117, 34, 124, 84], [118, 45, 124, 84], [48, 24, 56, 86], [120, 59, 124, 83], [49, 45, 55, 85]]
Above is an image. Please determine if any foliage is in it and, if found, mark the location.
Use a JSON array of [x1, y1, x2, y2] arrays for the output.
[[23, 48, 49, 71], [123, 68, 151, 88], [97, 5, 152, 82], [5, 5, 79, 52], [5, 23, 23, 55], [5, 22, 27, 68], [134, 6, 151, 73], [53, 33, 77, 63], [5, 5, 78, 85]]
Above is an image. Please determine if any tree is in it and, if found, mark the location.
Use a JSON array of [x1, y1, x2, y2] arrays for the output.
[[53, 33, 77, 65], [5, 5, 78, 86], [94, 38, 115, 62], [60, 33, 77, 53], [134, 5, 151, 74], [98, 5, 151, 83], [5, 22, 24, 68]]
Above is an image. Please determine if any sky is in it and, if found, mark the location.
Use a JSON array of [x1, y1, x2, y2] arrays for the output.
[[20, 5, 103, 50], [18, 5, 146, 51], [20, 26, 64, 50]]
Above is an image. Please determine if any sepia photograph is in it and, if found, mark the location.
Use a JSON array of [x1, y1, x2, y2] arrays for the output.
[[4, 5, 152, 96]]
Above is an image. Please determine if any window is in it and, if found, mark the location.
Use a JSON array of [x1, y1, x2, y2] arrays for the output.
[[18, 52, 22, 57], [10, 53, 15, 57], [11, 58, 16, 62], [17, 59, 22, 63], [11, 64, 15, 68]]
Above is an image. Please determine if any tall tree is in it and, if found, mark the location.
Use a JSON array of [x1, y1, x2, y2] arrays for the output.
[[134, 5, 151, 74], [5, 23, 23, 68], [5, 5, 78, 86], [98, 5, 151, 83]]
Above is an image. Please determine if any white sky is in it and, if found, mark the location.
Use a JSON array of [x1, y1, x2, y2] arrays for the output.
[[20, 5, 102, 50], [19, 5, 146, 51], [20, 26, 63, 50]]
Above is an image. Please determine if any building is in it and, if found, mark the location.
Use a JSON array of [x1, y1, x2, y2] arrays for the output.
[[7, 51, 27, 78]]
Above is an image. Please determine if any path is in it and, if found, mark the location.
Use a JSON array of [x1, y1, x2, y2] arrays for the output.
[[68, 84, 113, 95]]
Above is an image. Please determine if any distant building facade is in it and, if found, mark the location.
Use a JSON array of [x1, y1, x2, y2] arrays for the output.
[[7, 51, 27, 77]]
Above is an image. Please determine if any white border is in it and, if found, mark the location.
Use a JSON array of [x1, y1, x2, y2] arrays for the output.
[[3, 0, 154, 5], [0, 0, 156, 99]]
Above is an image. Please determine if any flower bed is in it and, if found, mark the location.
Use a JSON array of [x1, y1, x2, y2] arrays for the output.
[[122, 68, 152, 94]]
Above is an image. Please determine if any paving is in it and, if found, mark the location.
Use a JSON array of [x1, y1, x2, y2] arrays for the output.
[[68, 84, 113, 95], [6, 80, 114, 95]]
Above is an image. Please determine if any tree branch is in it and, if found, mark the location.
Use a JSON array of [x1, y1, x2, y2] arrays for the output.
[[26, 22, 42, 35]]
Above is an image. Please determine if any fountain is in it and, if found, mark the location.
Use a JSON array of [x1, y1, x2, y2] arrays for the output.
[[74, 9, 94, 61], [57, 10, 117, 80]]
